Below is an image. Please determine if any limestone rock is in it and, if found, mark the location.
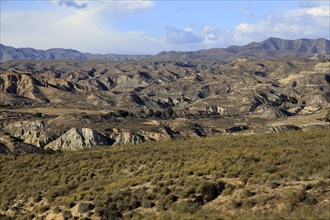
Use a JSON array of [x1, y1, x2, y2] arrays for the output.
[[0, 133, 38, 154], [4, 120, 52, 147], [111, 128, 145, 145], [45, 128, 112, 151]]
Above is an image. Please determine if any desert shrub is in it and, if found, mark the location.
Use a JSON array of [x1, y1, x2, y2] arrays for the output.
[[33, 112, 43, 117], [196, 181, 225, 202], [77, 203, 94, 213], [62, 210, 72, 220]]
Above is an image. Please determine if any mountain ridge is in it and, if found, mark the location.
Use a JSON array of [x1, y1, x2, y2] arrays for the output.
[[0, 37, 330, 63], [153, 37, 330, 62], [1, 37, 329, 63], [0, 44, 151, 63]]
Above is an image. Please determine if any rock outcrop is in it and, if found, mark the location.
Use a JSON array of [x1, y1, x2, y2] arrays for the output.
[[110, 128, 145, 145], [4, 120, 52, 147], [45, 128, 112, 151], [0, 133, 38, 154]]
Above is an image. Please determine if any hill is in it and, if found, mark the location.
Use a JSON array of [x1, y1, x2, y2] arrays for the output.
[[0, 129, 329, 219]]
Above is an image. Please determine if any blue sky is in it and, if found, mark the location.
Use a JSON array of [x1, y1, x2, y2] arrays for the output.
[[1, 0, 329, 54]]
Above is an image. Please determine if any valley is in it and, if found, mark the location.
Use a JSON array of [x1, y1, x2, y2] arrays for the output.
[[0, 37, 329, 219]]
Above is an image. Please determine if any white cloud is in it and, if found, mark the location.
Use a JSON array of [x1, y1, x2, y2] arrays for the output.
[[56, 0, 88, 9], [307, 6, 330, 17], [0, 1, 160, 54], [165, 26, 204, 44], [55, 0, 155, 12], [233, 4, 330, 44]]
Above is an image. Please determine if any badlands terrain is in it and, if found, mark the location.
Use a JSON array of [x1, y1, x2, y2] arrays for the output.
[[0, 37, 329, 219]]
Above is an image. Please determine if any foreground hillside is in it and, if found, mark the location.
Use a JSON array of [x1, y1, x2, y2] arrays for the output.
[[0, 129, 329, 219]]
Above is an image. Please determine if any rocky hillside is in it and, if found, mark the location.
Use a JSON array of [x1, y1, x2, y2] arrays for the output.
[[0, 56, 329, 152]]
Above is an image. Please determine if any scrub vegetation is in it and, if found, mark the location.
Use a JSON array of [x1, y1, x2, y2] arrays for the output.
[[0, 129, 329, 219]]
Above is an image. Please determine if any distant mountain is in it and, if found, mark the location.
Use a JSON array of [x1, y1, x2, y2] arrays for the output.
[[0, 44, 151, 62], [1, 38, 329, 63], [154, 38, 330, 62], [226, 37, 330, 57]]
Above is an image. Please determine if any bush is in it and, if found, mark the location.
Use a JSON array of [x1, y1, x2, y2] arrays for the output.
[[116, 110, 130, 118], [77, 203, 94, 213], [62, 210, 72, 220], [288, 96, 298, 104], [33, 112, 43, 117], [197, 181, 225, 202]]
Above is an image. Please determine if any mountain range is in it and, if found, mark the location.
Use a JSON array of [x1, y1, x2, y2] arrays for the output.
[[1, 37, 329, 63]]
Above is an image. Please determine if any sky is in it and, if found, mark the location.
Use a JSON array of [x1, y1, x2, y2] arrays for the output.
[[0, 0, 329, 55]]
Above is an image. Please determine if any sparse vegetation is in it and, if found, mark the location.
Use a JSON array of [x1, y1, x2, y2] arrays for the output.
[[0, 129, 329, 219]]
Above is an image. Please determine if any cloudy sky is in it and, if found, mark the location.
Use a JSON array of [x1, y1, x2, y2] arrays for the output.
[[1, 0, 329, 54]]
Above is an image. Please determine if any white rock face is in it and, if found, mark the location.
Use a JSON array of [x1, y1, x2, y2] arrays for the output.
[[4, 121, 52, 147], [45, 128, 111, 151]]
